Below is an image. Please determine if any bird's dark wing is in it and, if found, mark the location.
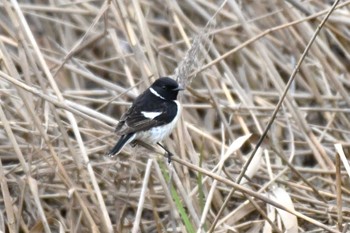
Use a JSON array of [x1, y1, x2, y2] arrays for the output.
[[115, 91, 177, 135]]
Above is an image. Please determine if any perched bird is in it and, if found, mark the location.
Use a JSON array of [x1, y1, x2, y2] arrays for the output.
[[108, 77, 184, 161]]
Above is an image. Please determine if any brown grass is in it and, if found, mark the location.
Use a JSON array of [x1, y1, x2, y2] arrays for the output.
[[1, 0, 350, 232]]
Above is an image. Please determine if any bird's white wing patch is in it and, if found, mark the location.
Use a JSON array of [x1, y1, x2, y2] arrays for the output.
[[141, 111, 162, 120]]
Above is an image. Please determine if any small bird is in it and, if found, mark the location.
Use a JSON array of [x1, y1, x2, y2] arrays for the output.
[[108, 77, 184, 161]]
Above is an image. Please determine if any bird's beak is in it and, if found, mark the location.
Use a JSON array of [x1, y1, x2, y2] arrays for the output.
[[173, 86, 184, 91]]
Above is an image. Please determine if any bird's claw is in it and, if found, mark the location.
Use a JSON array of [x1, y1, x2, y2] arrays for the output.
[[167, 152, 173, 164]]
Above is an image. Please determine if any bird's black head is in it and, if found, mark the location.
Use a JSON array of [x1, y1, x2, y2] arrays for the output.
[[150, 77, 183, 100]]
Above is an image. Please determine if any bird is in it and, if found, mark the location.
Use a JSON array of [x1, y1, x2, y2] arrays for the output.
[[108, 77, 184, 162]]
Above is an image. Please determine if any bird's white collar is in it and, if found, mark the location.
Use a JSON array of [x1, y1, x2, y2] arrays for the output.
[[150, 87, 165, 99]]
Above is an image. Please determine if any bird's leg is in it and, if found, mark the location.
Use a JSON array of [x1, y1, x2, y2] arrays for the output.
[[130, 140, 137, 147], [157, 142, 173, 163]]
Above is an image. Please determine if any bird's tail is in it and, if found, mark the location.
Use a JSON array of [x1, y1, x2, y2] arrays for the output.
[[108, 133, 135, 156]]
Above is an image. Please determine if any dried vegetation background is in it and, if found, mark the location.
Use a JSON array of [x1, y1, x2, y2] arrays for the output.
[[1, 0, 350, 232]]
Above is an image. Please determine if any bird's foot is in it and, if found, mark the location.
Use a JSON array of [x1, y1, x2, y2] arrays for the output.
[[166, 151, 173, 164], [130, 140, 137, 147], [157, 142, 173, 164]]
